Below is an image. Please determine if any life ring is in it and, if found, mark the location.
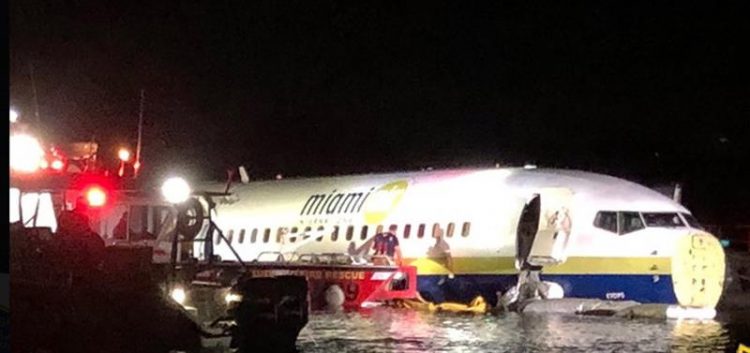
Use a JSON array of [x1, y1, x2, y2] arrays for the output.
[[324, 284, 345, 309], [176, 198, 205, 240]]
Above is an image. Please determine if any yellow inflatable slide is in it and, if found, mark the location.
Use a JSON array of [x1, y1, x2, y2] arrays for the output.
[[391, 294, 488, 314]]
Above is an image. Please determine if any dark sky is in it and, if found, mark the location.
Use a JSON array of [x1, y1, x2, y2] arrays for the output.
[[9, 2, 750, 223]]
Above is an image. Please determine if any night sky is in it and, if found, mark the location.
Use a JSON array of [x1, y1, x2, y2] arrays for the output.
[[9, 2, 750, 224]]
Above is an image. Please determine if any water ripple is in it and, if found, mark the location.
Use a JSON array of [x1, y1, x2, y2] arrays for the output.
[[296, 308, 748, 353]]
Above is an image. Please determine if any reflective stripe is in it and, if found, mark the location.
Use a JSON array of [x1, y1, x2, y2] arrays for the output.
[[370, 272, 393, 281]]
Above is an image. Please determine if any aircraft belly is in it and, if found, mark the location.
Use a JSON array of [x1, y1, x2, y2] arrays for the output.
[[416, 273, 679, 306]]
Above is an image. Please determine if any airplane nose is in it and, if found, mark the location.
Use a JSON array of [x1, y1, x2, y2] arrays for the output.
[[670, 231, 726, 308]]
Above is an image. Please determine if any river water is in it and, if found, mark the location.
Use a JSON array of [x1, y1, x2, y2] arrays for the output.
[[296, 308, 750, 353]]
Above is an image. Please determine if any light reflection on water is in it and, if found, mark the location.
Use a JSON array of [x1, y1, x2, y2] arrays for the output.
[[296, 308, 749, 353]]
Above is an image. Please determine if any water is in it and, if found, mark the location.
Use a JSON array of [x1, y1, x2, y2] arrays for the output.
[[297, 308, 750, 353]]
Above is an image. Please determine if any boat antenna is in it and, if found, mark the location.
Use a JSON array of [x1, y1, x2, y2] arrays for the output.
[[29, 62, 42, 125], [224, 168, 235, 194], [134, 89, 145, 178]]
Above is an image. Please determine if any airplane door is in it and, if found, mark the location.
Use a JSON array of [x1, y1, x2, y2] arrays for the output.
[[526, 188, 574, 266], [515, 194, 541, 269]]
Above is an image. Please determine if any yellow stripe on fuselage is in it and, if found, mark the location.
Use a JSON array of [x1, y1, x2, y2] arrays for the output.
[[545, 257, 672, 275], [406, 256, 672, 275]]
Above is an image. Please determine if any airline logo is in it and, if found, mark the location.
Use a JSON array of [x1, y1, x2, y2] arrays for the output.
[[299, 180, 408, 225], [362, 181, 408, 224]]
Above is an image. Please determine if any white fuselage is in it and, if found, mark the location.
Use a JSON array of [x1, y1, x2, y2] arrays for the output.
[[188, 168, 723, 306], [196, 168, 695, 263]]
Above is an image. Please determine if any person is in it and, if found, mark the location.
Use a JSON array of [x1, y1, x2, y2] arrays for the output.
[[113, 212, 128, 240], [372, 225, 402, 265], [549, 207, 572, 260], [277, 227, 289, 245], [427, 226, 454, 278], [56, 199, 106, 276]]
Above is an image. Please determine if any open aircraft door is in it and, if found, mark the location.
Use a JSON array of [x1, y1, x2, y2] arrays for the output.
[[526, 187, 574, 267]]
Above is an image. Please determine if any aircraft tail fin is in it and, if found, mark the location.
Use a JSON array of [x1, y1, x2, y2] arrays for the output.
[[239, 166, 250, 184], [673, 183, 682, 204]]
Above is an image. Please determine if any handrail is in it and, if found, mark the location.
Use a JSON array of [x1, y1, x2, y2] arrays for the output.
[[255, 251, 287, 263], [211, 220, 247, 269]]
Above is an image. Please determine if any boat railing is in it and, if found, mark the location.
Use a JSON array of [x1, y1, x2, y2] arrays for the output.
[[250, 251, 384, 267], [254, 251, 288, 263]]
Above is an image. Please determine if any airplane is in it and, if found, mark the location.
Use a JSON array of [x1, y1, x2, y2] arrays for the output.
[[45, 166, 725, 311]]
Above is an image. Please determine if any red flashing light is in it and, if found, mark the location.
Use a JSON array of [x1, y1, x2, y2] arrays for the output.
[[85, 186, 107, 207]]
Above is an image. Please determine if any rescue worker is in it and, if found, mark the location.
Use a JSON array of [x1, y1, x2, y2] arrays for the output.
[[113, 212, 128, 240], [372, 225, 402, 266], [549, 207, 572, 260], [427, 226, 454, 278], [56, 199, 106, 281]]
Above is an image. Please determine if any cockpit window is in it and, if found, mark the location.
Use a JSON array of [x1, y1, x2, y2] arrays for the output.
[[619, 212, 645, 234], [642, 213, 685, 228], [680, 213, 703, 229], [594, 211, 618, 233]]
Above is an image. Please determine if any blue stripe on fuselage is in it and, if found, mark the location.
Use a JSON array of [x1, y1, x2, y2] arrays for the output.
[[417, 274, 677, 306]]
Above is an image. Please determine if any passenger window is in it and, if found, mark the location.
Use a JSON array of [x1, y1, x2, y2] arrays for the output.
[[447, 223, 455, 238], [418, 224, 425, 238], [226, 229, 234, 244], [327, 226, 338, 242], [594, 211, 618, 233], [238, 229, 246, 244], [346, 226, 354, 241], [331, 228, 339, 241], [360, 226, 368, 240], [461, 222, 471, 237], [619, 212, 645, 235], [251, 228, 258, 243], [432, 223, 441, 238], [403, 224, 411, 239], [263, 228, 270, 243], [215, 232, 222, 245], [318, 226, 328, 241], [288, 227, 299, 243]]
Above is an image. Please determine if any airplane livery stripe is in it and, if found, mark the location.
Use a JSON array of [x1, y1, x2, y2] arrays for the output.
[[405, 256, 672, 275]]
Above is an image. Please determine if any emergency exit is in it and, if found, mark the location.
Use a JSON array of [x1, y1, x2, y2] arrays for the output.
[[526, 188, 574, 266]]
